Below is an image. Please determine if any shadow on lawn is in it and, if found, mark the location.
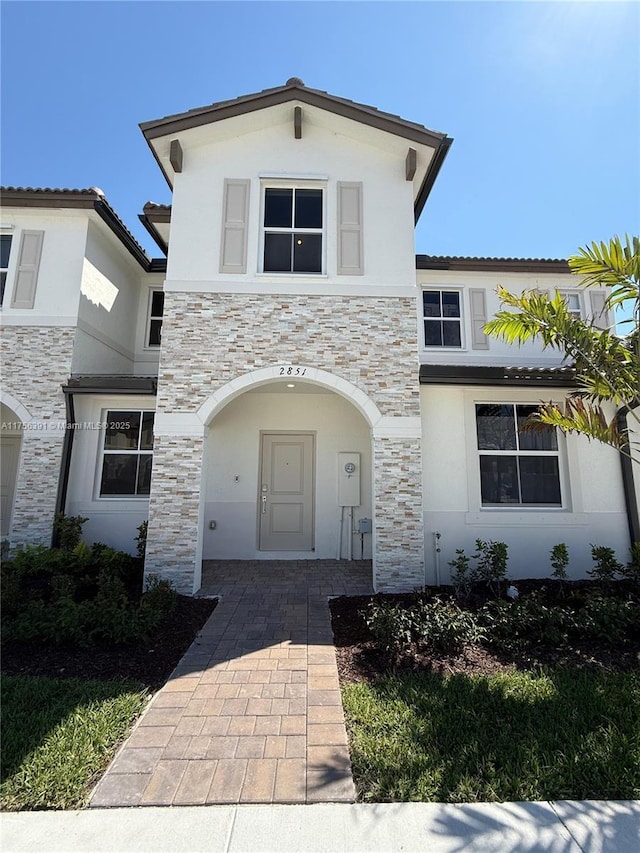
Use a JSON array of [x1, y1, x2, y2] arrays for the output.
[[0, 674, 142, 783], [350, 668, 640, 803]]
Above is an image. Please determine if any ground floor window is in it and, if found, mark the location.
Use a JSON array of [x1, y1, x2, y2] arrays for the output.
[[476, 403, 561, 506], [99, 411, 154, 496]]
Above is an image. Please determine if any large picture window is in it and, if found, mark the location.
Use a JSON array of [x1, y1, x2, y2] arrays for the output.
[[263, 187, 323, 273], [476, 404, 561, 506], [423, 290, 462, 347], [100, 411, 154, 497]]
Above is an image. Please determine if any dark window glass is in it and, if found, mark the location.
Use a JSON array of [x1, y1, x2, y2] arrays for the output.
[[140, 412, 154, 451], [100, 454, 138, 495], [264, 189, 292, 227], [104, 412, 140, 450], [0, 235, 11, 268], [480, 456, 520, 504], [424, 320, 443, 347], [476, 405, 517, 450], [148, 319, 162, 346], [151, 291, 164, 317], [442, 321, 462, 347], [442, 292, 460, 318], [423, 291, 441, 318], [294, 189, 322, 228], [520, 457, 561, 504], [0, 271, 6, 305], [137, 455, 153, 495], [293, 234, 322, 273], [517, 405, 558, 451], [264, 233, 292, 272]]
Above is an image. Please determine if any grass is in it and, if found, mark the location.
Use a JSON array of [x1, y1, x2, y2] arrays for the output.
[[1, 675, 148, 810], [342, 667, 640, 803]]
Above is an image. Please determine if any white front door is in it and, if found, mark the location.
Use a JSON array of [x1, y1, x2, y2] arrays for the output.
[[0, 435, 21, 537], [259, 433, 314, 551]]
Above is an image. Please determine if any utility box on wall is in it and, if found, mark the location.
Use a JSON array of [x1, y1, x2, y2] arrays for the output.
[[338, 452, 361, 507]]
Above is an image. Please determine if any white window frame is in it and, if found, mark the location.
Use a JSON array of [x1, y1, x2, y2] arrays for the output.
[[258, 180, 326, 276], [559, 290, 583, 319], [421, 287, 465, 350], [0, 232, 13, 307], [97, 409, 155, 500], [474, 401, 565, 509]]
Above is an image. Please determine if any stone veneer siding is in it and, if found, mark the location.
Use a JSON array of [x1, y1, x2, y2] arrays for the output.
[[0, 326, 76, 547], [145, 291, 424, 593]]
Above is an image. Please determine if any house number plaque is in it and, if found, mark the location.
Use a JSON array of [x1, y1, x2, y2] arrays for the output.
[[279, 366, 307, 377]]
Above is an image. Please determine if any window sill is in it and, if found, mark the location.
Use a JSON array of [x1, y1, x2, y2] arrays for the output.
[[256, 272, 328, 280]]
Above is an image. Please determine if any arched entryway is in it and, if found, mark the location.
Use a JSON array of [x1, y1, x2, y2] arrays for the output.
[[0, 392, 30, 541]]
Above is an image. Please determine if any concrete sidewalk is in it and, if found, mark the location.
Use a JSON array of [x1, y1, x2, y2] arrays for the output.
[[2, 801, 639, 852]]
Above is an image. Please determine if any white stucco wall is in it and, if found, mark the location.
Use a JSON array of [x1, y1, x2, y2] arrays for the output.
[[202, 389, 373, 560], [65, 394, 154, 553], [165, 103, 417, 291], [420, 384, 631, 582]]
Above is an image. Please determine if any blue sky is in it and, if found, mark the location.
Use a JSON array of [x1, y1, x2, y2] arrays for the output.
[[2, 1, 639, 260]]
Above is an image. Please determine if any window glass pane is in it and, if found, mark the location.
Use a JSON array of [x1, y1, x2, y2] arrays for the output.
[[264, 233, 292, 272], [0, 235, 11, 268], [136, 455, 153, 495], [264, 189, 292, 227], [151, 290, 164, 316], [293, 233, 322, 273], [520, 457, 561, 504], [424, 320, 443, 346], [148, 319, 162, 347], [0, 271, 6, 305], [480, 456, 520, 504], [517, 405, 558, 450], [140, 412, 154, 450], [423, 291, 441, 318], [294, 189, 323, 228], [442, 292, 460, 318], [442, 321, 461, 347], [100, 454, 137, 495], [476, 404, 517, 450], [104, 412, 140, 450]]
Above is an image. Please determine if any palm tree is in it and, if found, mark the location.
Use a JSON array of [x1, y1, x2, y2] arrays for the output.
[[484, 235, 639, 464]]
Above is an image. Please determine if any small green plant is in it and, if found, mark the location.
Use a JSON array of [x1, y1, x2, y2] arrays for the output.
[[135, 520, 148, 559], [413, 599, 483, 654], [575, 594, 640, 643], [479, 593, 575, 652], [620, 542, 640, 584], [53, 513, 89, 551], [550, 543, 569, 581], [362, 600, 413, 663], [472, 538, 509, 597], [588, 545, 623, 583], [449, 549, 473, 599]]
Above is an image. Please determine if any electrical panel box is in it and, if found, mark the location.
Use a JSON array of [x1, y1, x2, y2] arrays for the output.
[[357, 517, 372, 534], [338, 452, 361, 507]]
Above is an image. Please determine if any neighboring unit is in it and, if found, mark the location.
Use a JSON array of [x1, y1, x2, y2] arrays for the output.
[[1, 79, 636, 594]]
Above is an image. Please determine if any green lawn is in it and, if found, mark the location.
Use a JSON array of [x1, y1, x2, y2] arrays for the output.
[[342, 668, 640, 803], [1, 675, 148, 810]]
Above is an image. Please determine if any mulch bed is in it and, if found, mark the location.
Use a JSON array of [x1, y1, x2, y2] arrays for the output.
[[1, 596, 217, 691], [330, 592, 640, 683]]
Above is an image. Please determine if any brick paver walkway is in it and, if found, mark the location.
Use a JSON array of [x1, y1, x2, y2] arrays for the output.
[[90, 560, 373, 807]]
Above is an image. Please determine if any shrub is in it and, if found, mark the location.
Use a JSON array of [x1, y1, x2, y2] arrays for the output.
[[362, 600, 413, 661], [550, 543, 569, 581], [479, 593, 575, 652], [588, 545, 623, 583], [620, 542, 640, 584], [135, 520, 148, 560], [449, 549, 473, 599], [472, 538, 509, 597], [574, 594, 640, 644], [412, 599, 483, 654], [53, 513, 89, 551]]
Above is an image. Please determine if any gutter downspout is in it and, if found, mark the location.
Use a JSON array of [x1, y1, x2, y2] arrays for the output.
[[617, 402, 640, 544], [53, 390, 75, 546]]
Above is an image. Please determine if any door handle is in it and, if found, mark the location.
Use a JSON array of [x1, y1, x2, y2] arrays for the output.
[[262, 495, 267, 514]]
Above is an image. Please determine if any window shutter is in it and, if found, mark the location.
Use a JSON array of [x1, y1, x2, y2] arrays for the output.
[[337, 182, 363, 275], [219, 179, 250, 274], [10, 230, 43, 309], [469, 288, 489, 350], [589, 291, 609, 329]]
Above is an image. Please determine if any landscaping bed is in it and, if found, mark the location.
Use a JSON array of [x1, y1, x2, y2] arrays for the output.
[[329, 580, 640, 803]]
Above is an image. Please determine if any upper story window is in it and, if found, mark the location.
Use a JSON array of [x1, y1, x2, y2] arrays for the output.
[[263, 187, 323, 274], [476, 403, 561, 506], [99, 411, 154, 497], [423, 290, 462, 347], [0, 234, 12, 305], [560, 291, 582, 319], [147, 290, 164, 347]]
